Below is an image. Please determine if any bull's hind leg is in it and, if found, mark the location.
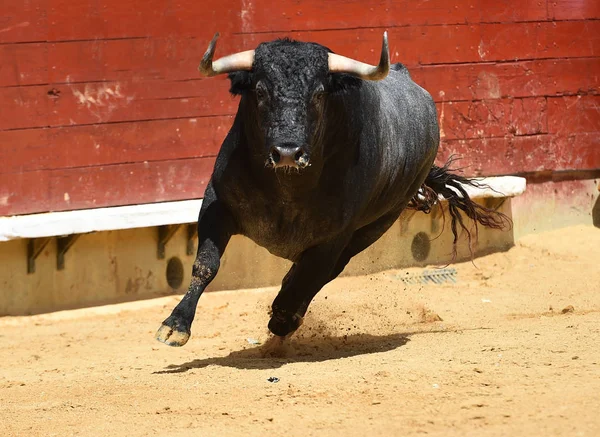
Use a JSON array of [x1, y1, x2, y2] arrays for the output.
[[330, 211, 401, 279], [156, 183, 236, 347], [292, 211, 401, 320], [268, 213, 402, 337]]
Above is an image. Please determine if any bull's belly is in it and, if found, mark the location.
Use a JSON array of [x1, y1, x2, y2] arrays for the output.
[[248, 236, 302, 261], [238, 214, 343, 263], [241, 224, 317, 262]]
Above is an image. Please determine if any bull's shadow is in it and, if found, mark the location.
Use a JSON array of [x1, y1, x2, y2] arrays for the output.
[[154, 332, 412, 373]]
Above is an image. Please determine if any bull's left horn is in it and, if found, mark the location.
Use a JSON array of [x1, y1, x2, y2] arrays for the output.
[[327, 31, 390, 81], [198, 32, 255, 77]]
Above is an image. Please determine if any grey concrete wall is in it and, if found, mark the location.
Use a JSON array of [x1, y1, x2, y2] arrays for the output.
[[0, 198, 514, 316], [511, 178, 600, 239]]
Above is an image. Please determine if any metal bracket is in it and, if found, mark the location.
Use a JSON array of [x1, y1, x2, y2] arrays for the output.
[[483, 196, 507, 212], [157, 224, 182, 259], [186, 223, 197, 256], [27, 237, 52, 274], [57, 234, 81, 270]]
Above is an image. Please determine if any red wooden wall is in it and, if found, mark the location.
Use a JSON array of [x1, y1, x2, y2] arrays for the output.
[[1, 0, 599, 216]]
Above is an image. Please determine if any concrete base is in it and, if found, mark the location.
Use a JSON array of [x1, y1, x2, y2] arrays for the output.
[[3, 176, 598, 317], [0, 197, 513, 316], [512, 178, 600, 239]]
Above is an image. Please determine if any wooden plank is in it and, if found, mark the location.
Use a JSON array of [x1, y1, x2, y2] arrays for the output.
[[0, 0, 47, 44], [2, 132, 596, 216], [1, 86, 594, 176], [0, 86, 50, 131], [550, 133, 600, 171], [408, 24, 481, 65], [547, 96, 600, 135], [46, 0, 240, 42], [45, 35, 251, 86], [0, 43, 48, 87], [3, 57, 598, 131], [3, 0, 558, 44], [412, 57, 600, 102], [1, 0, 240, 44], [477, 0, 548, 22], [0, 79, 237, 130], [479, 21, 600, 62], [437, 97, 547, 140], [548, 0, 600, 20], [239, 0, 482, 33], [0, 116, 231, 174], [4, 21, 599, 88], [436, 133, 600, 176], [0, 157, 215, 216]]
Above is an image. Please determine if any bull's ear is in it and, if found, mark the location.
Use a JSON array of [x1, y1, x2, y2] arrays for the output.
[[228, 71, 253, 95], [328, 73, 362, 94]]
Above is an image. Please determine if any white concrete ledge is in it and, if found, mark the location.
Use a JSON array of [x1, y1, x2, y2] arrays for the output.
[[458, 176, 526, 200], [0, 176, 525, 242], [0, 199, 203, 242]]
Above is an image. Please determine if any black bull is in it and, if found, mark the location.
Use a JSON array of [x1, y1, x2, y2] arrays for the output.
[[156, 33, 508, 346]]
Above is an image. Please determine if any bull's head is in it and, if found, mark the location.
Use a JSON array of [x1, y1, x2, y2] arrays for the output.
[[198, 32, 390, 171]]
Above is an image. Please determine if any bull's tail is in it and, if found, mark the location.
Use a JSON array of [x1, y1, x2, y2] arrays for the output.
[[409, 157, 512, 259]]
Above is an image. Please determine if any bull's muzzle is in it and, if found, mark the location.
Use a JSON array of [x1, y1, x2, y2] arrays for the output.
[[268, 143, 310, 169]]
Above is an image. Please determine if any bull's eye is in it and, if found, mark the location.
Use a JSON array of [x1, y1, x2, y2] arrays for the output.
[[312, 85, 326, 105], [255, 82, 268, 102]]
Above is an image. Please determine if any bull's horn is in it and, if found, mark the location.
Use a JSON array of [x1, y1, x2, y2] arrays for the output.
[[328, 31, 390, 81], [198, 32, 255, 77]]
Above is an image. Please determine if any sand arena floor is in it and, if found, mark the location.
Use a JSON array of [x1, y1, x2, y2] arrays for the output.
[[1, 225, 599, 436]]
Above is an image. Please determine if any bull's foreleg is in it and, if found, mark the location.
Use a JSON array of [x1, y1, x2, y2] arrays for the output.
[[155, 184, 235, 347], [268, 238, 349, 337]]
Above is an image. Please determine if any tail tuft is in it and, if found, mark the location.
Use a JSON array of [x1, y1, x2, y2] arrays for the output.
[[409, 157, 512, 259]]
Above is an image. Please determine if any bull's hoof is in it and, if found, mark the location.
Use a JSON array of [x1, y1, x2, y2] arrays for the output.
[[155, 317, 191, 347], [268, 312, 303, 337]]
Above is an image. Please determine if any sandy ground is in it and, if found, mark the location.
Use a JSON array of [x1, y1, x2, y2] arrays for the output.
[[1, 225, 599, 437]]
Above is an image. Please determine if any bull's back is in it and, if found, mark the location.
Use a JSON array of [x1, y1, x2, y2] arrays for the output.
[[377, 64, 439, 165], [352, 66, 440, 222]]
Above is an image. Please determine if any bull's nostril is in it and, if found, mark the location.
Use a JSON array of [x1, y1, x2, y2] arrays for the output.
[[271, 149, 281, 164], [270, 144, 307, 168]]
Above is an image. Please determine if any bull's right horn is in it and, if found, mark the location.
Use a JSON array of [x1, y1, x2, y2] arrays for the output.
[[327, 31, 390, 81], [198, 32, 255, 77]]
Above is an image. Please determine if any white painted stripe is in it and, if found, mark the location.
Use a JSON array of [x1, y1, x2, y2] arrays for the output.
[[0, 176, 525, 242]]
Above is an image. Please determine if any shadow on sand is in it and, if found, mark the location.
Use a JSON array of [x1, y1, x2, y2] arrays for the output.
[[154, 332, 415, 373]]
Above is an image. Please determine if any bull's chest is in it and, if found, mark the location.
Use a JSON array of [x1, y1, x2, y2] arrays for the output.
[[235, 197, 341, 262]]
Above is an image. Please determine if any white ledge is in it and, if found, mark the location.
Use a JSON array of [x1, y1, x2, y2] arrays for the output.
[[0, 199, 203, 242], [0, 176, 525, 242], [452, 176, 526, 200]]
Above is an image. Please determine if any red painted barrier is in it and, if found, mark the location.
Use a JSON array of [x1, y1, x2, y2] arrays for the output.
[[1, 1, 598, 216]]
